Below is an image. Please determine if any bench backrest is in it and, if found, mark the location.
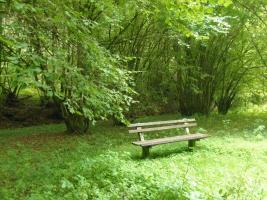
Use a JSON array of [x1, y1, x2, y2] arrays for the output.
[[128, 119, 197, 140]]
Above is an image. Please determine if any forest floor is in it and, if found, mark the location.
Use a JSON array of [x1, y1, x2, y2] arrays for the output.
[[0, 113, 267, 199], [0, 101, 62, 129]]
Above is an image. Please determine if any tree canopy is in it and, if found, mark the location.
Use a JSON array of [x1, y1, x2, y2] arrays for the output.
[[1, 0, 267, 133]]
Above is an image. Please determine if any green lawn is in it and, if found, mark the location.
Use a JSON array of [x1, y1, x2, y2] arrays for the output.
[[0, 113, 266, 200]]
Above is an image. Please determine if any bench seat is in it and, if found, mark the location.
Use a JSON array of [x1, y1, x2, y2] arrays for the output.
[[128, 118, 209, 157], [132, 133, 209, 147]]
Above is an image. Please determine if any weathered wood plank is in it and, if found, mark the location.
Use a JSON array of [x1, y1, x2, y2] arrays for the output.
[[132, 133, 208, 147], [128, 119, 196, 128], [138, 132, 145, 141], [185, 127, 190, 134], [129, 123, 197, 134], [136, 127, 145, 141]]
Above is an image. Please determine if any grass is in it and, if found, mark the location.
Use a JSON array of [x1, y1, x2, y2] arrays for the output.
[[0, 113, 267, 199]]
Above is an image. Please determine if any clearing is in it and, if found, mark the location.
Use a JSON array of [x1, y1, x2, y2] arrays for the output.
[[0, 113, 266, 200]]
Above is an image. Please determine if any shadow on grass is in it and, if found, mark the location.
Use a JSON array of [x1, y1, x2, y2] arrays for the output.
[[130, 146, 195, 160]]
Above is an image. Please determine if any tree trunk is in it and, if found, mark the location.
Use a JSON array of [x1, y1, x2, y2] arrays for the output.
[[53, 96, 90, 134], [217, 98, 232, 115], [60, 104, 90, 134]]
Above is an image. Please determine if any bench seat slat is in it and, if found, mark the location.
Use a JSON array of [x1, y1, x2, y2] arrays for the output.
[[128, 119, 196, 128], [132, 133, 209, 147], [129, 123, 197, 134]]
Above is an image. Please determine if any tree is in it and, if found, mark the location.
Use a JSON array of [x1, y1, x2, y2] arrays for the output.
[[1, 0, 134, 133]]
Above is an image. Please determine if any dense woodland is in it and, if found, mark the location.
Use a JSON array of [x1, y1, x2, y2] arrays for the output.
[[1, 0, 267, 132], [1, 1, 267, 200]]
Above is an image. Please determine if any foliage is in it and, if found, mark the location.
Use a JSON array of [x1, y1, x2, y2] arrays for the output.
[[1, 0, 267, 128], [1, 0, 267, 199], [1, 0, 136, 133], [104, 0, 237, 116]]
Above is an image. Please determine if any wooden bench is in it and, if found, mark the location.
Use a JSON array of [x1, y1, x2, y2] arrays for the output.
[[128, 119, 209, 158]]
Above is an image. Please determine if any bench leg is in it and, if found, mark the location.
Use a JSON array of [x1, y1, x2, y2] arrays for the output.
[[188, 140, 196, 150], [142, 147, 150, 158]]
